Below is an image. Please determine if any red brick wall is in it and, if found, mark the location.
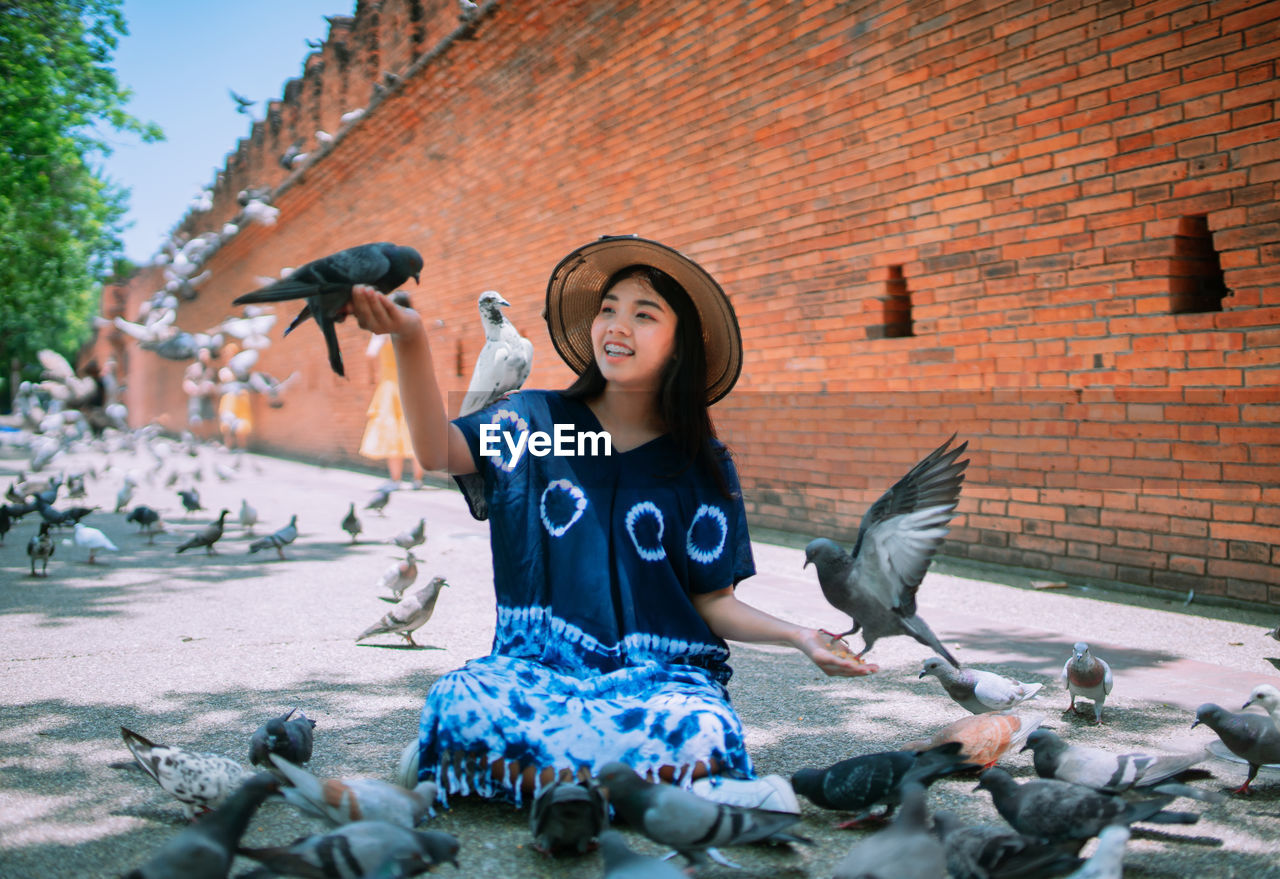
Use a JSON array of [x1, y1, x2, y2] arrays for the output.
[[105, 0, 1280, 605]]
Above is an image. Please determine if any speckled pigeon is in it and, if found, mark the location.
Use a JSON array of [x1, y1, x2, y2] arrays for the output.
[[1192, 702, 1280, 794], [121, 726, 254, 819]]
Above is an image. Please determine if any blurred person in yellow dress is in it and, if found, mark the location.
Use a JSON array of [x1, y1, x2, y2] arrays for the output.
[[360, 334, 426, 487]]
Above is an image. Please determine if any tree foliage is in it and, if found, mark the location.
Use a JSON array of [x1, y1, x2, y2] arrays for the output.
[[0, 0, 161, 404]]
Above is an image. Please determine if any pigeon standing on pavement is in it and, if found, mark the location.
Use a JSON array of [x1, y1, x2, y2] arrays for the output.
[[974, 767, 1198, 844], [830, 782, 946, 879], [376, 550, 420, 600], [919, 658, 1043, 714], [1062, 642, 1113, 724], [899, 711, 1044, 771], [178, 489, 203, 516], [126, 505, 162, 542], [1242, 683, 1280, 730], [529, 777, 608, 855], [386, 516, 426, 550], [1062, 825, 1129, 879], [121, 726, 254, 819], [269, 753, 438, 828], [594, 761, 808, 867], [341, 502, 362, 543], [458, 290, 534, 416], [230, 242, 423, 377], [365, 485, 393, 516], [27, 522, 54, 576], [67, 522, 118, 563], [175, 509, 230, 555], [804, 435, 968, 668], [791, 742, 972, 826], [121, 772, 278, 879], [1021, 729, 1217, 800], [238, 820, 459, 878], [249, 707, 316, 768], [598, 830, 687, 879], [238, 498, 258, 535], [932, 810, 1083, 879], [357, 576, 448, 647], [1192, 702, 1280, 794], [248, 514, 298, 559]]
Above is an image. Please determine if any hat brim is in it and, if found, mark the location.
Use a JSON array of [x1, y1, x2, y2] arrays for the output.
[[544, 236, 742, 405]]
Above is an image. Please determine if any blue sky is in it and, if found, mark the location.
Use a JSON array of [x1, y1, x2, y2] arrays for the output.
[[100, 0, 348, 263]]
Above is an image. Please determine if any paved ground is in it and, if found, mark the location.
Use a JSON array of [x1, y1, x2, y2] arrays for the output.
[[2, 433, 1279, 878]]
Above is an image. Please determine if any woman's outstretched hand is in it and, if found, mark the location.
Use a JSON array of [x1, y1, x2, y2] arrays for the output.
[[796, 628, 879, 677], [339, 284, 423, 339]]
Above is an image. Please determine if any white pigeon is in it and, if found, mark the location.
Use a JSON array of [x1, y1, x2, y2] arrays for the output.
[[1064, 825, 1129, 879], [357, 577, 448, 647], [269, 753, 437, 828], [114, 477, 136, 513], [1242, 684, 1280, 730], [238, 499, 259, 535], [340, 107, 365, 125], [121, 726, 253, 819], [226, 348, 259, 381], [458, 290, 533, 416], [242, 199, 279, 226], [314, 129, 334, 145], [68, 522, 118, 563]]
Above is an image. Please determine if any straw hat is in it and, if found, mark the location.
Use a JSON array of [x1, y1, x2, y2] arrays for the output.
[[544, 235, 743, 404]]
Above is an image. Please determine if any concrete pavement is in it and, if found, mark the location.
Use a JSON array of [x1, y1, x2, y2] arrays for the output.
[[1, 435, 1279, 878]]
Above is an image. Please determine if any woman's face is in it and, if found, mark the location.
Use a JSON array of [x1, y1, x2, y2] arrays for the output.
[[590, 275, 677, 393]]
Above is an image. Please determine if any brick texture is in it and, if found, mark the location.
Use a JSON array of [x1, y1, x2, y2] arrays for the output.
[[90, 0, 1280, 606]]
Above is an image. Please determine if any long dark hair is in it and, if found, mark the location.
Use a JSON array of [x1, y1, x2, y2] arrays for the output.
[[562, 264, 734, 498]]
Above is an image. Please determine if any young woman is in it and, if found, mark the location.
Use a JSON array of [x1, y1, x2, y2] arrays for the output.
[[342, 236, 875, 807]]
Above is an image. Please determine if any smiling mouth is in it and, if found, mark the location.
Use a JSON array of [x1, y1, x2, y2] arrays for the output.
[[603, 343, 633, 357]]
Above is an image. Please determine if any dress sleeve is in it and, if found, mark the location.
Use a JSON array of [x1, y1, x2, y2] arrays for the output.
[[450, 391, 538, 520], [685, 446, 755, 594]]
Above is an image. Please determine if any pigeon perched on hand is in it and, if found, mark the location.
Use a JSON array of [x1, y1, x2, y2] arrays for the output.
[[386, 516, 426, 550], [67, 522, 118, 563], [238, 820, 459, 878], [792, 741, 972, 827], [974, 767, 1198, 844], [175, 509, 230, 555], [920, 657, 1043, 714], [270, 753, 438, 828], [933, 810, 1084, 879], [249, 707, 316, 768], [357, 576, 447, 647], [598, 830, 687, 879], [1021, 729, 1218, 801], [1242, 683, 1280, 730], [529, 777, 608, 855], [27, 521, 54, 576], [804, 435, 968, 667], [341, 502, 362, 543], [1062, 642, 1113, 724], [121, 726, 254, 819], [122, 772, 278, 879], [375, 550, 420, 600], [594, 761, 808, 867], [458, 290, 534, 416], [900, 711, 1043, 771], [1192, 702, 1280, 794], [248, 514, 298, 559], [831, 782, 945, 879], [230, 242, 423, 377]]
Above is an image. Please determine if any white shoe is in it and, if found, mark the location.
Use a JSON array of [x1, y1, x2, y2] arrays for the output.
[[690, 774, 800, 814], [397, 739, 421, 788]]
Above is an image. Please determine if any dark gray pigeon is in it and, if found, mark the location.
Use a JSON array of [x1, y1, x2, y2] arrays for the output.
[[365, 486, 393, 516], [1192, 702, 1280, 794], [1022, 729, 1219, 802], [598, 830, 686, 879], [529, 777, 608, 855], [175, 509, 230, 555], [178, 488, 202, 516], [804, 435, 968, 667], [27, 522, 54, 576], [791, 741, 972, 827], [933, 810, 1083, 879], [1062, 642, 1113, 724], [975, 767, 1198, 844], [830, 782, 945, 879], [341, 502, 362, 543], [0, 504, 10, 544], [249, 707, 316, 768], [248, 514, 298, 559], [231, 242, 422, 376], [237, 820, 459, 878], [122, 772, 278, 879], [595, 761, 808, 867], [126, 505, 162, 542]]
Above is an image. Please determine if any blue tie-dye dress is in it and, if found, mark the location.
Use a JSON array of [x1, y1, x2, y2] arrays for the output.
[[412, 389, 756, 804]]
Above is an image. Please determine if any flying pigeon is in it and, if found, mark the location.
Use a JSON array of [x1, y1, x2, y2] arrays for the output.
[[1021, 729, 1218, 801], [357, 576, 447, 647], [1062, 825, 1129, 879], [238, 820, 459, 878], [598, 830, 686, 879], [791, 742, 972, 827], [269, 753, 438, 828], [594, 761, 808, 867], [899, 711, 1044, 771], [230, 242, 423, 376], [1242, 683, 1280, 730], [248, 514, 298, 559], [804, 435, 968, 667], [229, 89, 255, 114], [933, 810, 1084, 879], [249, 707, 316, 768], [1062, 642, 1113, 724], [175, 509, 230, 555], [365, 486, 393, 516], [121, 772, 278, 879], [974, 767, 1198, 844], [178, 489, 203, 516], [1192, 702, 1280, 794], [246, 370, 299, 407], [830, 783, 946, 879], [919, 658, 1043, 714], [27, 522, 54, 576], [459, 290, 534, 416], [120, 726, 254, 819], [340, 502, 363, 543], [386, 516, 426, 550], [374, 551, 420, 601], [529, 777, 608, 855], [238, 498, 258, 535], [67, 522, 118, 563]]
